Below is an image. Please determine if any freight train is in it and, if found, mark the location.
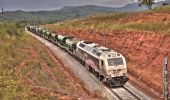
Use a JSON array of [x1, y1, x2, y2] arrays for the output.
[[26, 25, 129, 87]]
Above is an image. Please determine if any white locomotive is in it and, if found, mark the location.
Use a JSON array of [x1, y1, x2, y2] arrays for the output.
[[76, 41, 128, 87]]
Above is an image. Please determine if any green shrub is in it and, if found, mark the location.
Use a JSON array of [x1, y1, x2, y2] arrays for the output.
[[153, 5, 170, 11]]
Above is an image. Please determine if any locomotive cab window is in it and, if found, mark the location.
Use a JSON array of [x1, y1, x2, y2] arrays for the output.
[[107, 57, 123, 66]]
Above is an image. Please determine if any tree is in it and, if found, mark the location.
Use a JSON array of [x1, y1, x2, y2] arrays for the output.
[[138, 0, 155, 10]]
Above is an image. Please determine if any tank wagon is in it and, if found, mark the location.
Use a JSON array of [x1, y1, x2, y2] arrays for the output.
[[27, 26, 36, 33], [50, 33, 58, 43], [26, 25, 129, 87], [35, 28, 43, 36], [65, 38, 80, 55], [57, 35, 73, 49]]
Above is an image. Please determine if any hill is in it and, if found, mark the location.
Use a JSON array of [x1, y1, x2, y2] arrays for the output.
[[1, 5, 117, 24], [43, 5, 170, 99]]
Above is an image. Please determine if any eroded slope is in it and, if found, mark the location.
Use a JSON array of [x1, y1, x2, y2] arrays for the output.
[[43, 7, 170, 99]]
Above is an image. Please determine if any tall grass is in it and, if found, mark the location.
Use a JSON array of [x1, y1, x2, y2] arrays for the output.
[[88, 12, 129, 21], [0, 22, 66, 99], [153, 5, 170, 11]]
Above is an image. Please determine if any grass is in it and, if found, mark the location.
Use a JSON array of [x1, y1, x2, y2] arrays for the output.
[[153, 5, 170, 11], [47, 20, 170, 34], [87, 12, 129, 21], [0, 22, 30, 99], [0, 22, 68, 99], [122, 22, 170, 33]]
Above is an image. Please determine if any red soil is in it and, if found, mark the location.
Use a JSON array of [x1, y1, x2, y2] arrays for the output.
[[121, 11, 170, 23], [81, 11, 170, 26], [47, 27, 170, 99]]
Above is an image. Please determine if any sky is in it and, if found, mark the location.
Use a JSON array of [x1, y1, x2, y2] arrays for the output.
[[0, 0, 140, 11]]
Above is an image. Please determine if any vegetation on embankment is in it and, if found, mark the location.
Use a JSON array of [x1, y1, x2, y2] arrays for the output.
[[0, 22, 93, 99], [42, 5, 170, 98], [45, 5, 170, 34], [153, 4, 170, 11]]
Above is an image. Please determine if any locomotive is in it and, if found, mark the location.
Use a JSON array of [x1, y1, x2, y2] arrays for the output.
[[27, 25, 129, 87]]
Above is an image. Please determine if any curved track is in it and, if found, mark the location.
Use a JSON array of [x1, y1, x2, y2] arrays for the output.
[[111, 86, 141, 100]]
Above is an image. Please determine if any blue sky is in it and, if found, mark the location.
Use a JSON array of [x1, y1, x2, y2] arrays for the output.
[[0, 0, 140, 11]]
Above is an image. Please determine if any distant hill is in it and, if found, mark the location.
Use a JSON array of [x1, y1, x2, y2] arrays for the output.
[[1, 5, 117, 24], [0, 5, 121, 23], [112, 2, 148, 12], [57, 5, 115, 17], [0, 1, 169, 24]]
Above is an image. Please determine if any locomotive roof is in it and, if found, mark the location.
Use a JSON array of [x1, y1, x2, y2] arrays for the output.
[[66, 38, 80, 46], [82, 41, 114, 51], [78, 41, 117, 58]]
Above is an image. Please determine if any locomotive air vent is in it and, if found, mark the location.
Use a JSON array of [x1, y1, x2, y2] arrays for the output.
[[83, 41, 93, 44], [112, 53, 116, 57], [79, 43, 85, 48], [101, 48, 111, 51], [108, 55, 111, 57]]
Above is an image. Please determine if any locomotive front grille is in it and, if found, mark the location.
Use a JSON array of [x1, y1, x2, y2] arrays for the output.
[[113, 69, 121, 76], [108, 69, 122, 77]]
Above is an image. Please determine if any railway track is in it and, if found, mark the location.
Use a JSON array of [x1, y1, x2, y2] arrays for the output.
[[111, 86, 141, 100]]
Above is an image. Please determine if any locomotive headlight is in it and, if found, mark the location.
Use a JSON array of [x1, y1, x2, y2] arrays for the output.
[[123, 73, 127, 76], [113, 69, 121, 76], [108, 69, 125, 77], [117, 69, 121, 72], [117, 53, 120, 56]]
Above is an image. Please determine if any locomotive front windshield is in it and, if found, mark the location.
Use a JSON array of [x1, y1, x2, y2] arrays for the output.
[[107, 57, 124, 66]]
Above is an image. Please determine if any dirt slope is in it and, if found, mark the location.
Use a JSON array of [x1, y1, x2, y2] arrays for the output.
[[43, 9, 170, 99], [45, 28, 170, 98]]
